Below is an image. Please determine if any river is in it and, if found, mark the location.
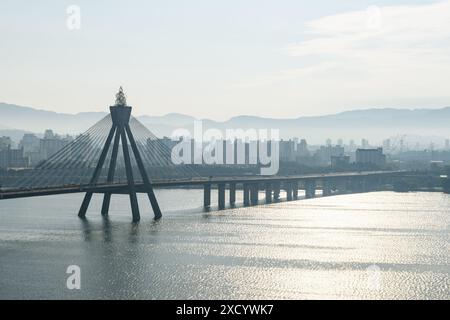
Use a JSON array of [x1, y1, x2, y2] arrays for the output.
[[0, 190, 449, 299]]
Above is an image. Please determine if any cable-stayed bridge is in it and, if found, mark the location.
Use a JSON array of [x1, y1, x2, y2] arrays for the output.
[[0, 89, 406, 222]]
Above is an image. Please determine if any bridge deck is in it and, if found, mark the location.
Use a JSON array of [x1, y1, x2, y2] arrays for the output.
[[0, 171, 405, 200]]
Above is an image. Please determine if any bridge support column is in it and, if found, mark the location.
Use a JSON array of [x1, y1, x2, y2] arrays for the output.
[[120, 127, 140, 223], [292, 181, 299, 199], [78, 123, 117, 219], [443, 177, 450, 194], [286, 182, 293, 201], [229, 183, 236, 206], [101, 193, 112, 216], [218, 183, 225, 210], [305, 180, 316, 199], [125, 124, 161, 220], [322, 180, 332, 197], [101, 124, 121, 217], [265, 183, 272, 204], [273, 182, 281, 201], [366, 176, 381, 192], [243, 183, 250, 206], [204, 183, 211, 208], [347, 178, 355, 193], [361, 178, 369, 193], [374, 177, 382, 191], [78, 192, 93, 218], [342, 178, 352, 194], [250, 184, 259, 205], [364, 177, 372, 192]]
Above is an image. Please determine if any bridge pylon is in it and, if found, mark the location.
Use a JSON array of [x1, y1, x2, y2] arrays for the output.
[[78, 87, 162, 222]]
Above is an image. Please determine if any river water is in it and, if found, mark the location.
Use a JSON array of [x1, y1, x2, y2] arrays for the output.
[[0, 190, 449, 299]]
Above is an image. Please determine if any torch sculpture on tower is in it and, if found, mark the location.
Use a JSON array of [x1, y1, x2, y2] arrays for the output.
[[78, 87, 162, 222]]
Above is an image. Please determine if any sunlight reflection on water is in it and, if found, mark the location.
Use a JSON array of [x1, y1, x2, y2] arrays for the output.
[[0, 191, 449, 299]]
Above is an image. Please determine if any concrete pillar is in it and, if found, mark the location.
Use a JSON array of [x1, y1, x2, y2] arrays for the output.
[[358, 177, 365, 192], [265, 183, 272, 204], [204, 183, 211, 208], [218, 183, 225, 210], [243, 183, 250, 206], [273, 182, 281, 201], [346, 177, 359, 193], [250, 184, 259, 205], [342, 178, 352, 193], [229, 183, 236, 206], [323, 180, 332, 197], [361, 178, 368, 193], [305, 180, 316, 199], [368, 177, 375, 191], [286, 182, 293, 201], [443, 177, 450, 194], [376, 177, 384, 190], [78, 192, 93, 218], [292, 181, 299, 199], [369, 177, 381, 191]]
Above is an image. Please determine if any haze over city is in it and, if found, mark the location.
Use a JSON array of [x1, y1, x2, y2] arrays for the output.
[[2, 0, 450, 119]]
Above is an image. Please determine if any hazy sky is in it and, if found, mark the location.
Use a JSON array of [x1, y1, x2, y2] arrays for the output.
[[1, 0, 449, 119]]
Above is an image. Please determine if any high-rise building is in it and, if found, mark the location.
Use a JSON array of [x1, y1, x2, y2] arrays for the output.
[[331, 155, 350, 169], [20, 134, 40, 154], [349, 140, 356, 151], [297, 139, 309, 157], [20, 134, 41, 167], [280, 139, 296, 162], [361, 139, 369, 149], [39, 130, 70, 160], [356, 148, 386, 167], [0, 146, 28, 169], [44, 129, 55, 139], [0, 136, 12, 151], [314, 145, 345, 166]]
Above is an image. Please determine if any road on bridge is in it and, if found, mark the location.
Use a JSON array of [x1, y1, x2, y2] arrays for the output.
[[0, 170, 405, 200]]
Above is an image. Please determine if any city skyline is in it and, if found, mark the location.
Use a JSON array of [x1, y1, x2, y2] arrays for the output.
[[1, 101, 450, 146], [2, 125, 449, 171]]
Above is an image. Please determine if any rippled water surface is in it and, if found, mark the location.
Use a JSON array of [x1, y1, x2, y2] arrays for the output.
[[1, 190, 449, 299]]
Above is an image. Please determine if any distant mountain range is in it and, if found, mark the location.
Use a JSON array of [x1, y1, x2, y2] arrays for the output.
[[1, 102, 449, 145]]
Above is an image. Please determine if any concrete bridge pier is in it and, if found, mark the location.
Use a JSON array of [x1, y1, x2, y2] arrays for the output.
[[292, 181, 299, 199], [218, 183, 226, 210], [204, 183, 211, 208], [250, 183, 259, 205], [342, 178, 350, 194], [348, 178, 360, 193], [265, 183, 272, 203], [285, 182, 293, 201], [361, 177, 371, 193], [305, 180, 316, 199], [377, 176, 385, 190], [273, 182, 281, 201], [363, 177, 373, 192], [342, 178, 351, 194], [322, 180, 332, 197], [229, 183, 236, 206], [368, 176, 382, 191], [243, 183, 251, 206]]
